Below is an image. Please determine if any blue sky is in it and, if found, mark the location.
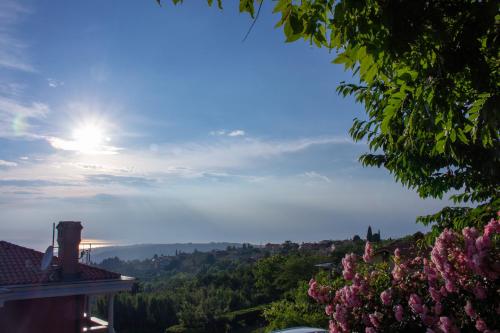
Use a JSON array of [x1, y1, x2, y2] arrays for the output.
[[0, 0, 447, 250]]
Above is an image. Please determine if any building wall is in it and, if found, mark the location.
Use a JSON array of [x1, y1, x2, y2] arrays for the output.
[[0, 295, 85, 333]]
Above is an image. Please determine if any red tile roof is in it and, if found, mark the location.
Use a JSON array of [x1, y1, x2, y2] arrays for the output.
[[0, 241, 121, 286]]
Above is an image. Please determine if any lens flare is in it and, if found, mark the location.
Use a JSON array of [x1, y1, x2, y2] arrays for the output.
[[12, 114, 27, 136]]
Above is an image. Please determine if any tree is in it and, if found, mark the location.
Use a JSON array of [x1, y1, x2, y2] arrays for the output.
[[162, 0, 499, 234], [264, 281, 328, 331], [366, 226, 373, 242]]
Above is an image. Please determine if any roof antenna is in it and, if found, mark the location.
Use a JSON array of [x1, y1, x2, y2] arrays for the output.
[[52, 222, 55, 247], [41, 223, 56, 271]]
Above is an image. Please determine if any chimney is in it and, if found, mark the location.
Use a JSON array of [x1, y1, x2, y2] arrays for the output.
[[56, 221, 82, 280]]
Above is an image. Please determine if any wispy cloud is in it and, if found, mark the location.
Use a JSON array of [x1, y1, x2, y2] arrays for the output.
[[228, 130, 245, 137], [133, 136, 353, 175], [303, 171, 331, 183], [0, 179, 75, 187], [47, 78, 64, 88], [0, 159, 18, 167], [0, 96, 49, 138], [0, 135, 355, 197], [0, 1, 34, 72], [210, 129, 246, 137], [85, 174, 155, 187]]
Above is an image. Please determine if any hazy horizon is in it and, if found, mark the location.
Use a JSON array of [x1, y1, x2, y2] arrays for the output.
[[0, 0, 448, 251]]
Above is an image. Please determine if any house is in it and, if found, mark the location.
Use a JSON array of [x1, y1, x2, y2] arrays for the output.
[[372, 232, 428, 264], [0, 221, 134, 333], [299, 240, 334, 255], [264, 243, 282, 254]]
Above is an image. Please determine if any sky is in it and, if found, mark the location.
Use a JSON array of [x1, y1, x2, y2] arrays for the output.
[[0, 0, 448, 250]]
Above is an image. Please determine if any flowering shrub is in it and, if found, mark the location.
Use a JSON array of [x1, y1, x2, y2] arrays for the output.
[[308, 213, 500, 333]]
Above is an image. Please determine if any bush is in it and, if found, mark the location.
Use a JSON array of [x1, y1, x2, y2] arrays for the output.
[[308, 213, 500, 332]]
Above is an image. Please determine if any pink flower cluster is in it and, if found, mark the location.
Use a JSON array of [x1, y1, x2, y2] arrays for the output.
[[363, 241, 373, 263], [308, 278, 330, 303], [341, 253, 356, 280], [308, 213, 500, 333]]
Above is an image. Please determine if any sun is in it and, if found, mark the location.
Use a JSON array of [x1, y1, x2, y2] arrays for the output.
[[72, 121, 109, 153]]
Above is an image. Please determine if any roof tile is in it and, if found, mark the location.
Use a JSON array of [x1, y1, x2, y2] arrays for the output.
[[0, 241, 120, 286]]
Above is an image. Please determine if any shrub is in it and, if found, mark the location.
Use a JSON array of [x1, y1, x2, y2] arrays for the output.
[[308, 213, 500, 332]]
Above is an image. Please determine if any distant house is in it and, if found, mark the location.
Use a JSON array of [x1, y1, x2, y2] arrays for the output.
[[0, 221, 134, 333], [372, 232, 428, 264], [299, 240, 333, 254], [264, 243, 282, 254]]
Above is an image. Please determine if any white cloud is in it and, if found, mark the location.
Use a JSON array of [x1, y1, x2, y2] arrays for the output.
[[0, 1, 34, 72], [0, 135, 354, 197], [228, 130, 245, 137], [303, 171, 331, 183], [47, 78, 64, 88], [136, 136, 352, 174], [210, 129, 246, 137], [0, 159, 18, 167], [0, 97, 48, 118], [47, 136, 121, 155]]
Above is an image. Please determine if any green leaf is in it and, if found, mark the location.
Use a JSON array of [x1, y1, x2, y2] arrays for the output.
[[456, 128, 469, 144], [288, 12, 303, 35], [436, 138, 446, 153]]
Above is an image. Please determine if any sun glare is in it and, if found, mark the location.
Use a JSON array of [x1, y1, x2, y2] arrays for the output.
[[72, 121, 108, 153]]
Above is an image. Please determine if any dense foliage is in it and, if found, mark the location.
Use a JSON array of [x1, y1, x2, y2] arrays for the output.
[[96, 241, 365, 332], [308, 213, 500, 332], [161, 0, 500, 235]]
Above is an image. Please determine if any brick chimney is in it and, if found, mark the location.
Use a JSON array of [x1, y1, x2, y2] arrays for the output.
[[56, 221, 82, 280]]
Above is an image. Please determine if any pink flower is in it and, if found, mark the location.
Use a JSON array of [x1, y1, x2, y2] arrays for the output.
[[308, 279, 318, 298], [380, 289, 392, 305], [333, 304, 349, 331], [444, 279, 456, 293], [394, 305, 404, 322], [483, 217, 500, 237], [438, 316, 458, 333], [475, 235, 490, 251], [363, 242, 373, 263], [329, 320, 340, 333], [429, 287, 441, 302], [475, 318, 488, 332], [368, 312, 382, 328], [409, 294, 423, 314], [464, 300, 476, 318], [308, 212, 500, 333], [392, 263, 406, 281], [341, 253, 357, 281]]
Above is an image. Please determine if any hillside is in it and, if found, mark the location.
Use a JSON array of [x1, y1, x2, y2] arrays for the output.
[[90, 242, 242, 263], [94, 238, 372, 333]]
